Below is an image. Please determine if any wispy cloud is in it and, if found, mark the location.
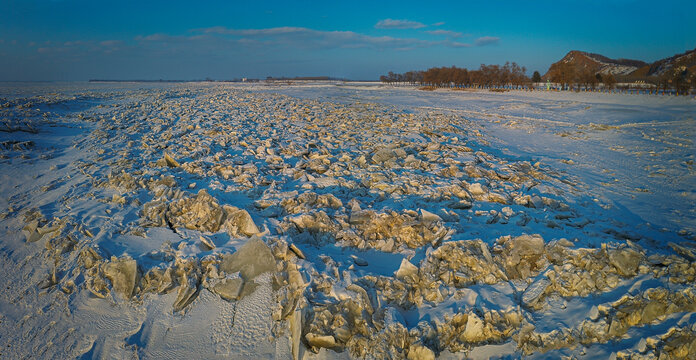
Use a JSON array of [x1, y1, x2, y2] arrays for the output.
[[192, 26, 433, 50], [173, 26, 499, 51], [99, 40, 123, 47], [432, 22, 445, 27], [28, 27, 500, 60], [374, 19, 426, 29], [425, 30, 463, 38], [34, 39, 127, 55], [22, 25, 500, 77], [449, 42, 472, 48], [200, 26, 309, 36], [136, 33, 207, 42], [475, 36, 500, 46]]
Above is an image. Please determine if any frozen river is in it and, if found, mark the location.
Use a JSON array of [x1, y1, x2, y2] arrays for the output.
[[1, 82, 695, 359], [263, 83, 696, 239]]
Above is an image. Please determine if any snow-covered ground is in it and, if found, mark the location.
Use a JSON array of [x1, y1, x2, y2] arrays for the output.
[[0, 82, 694, 359], [262, 83, 696, 237]]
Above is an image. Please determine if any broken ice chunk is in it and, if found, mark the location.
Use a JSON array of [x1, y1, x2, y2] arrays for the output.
[[419, 209, 442, 223], [173, 274, 199, 311], [305, 333, 336, 350], [395, 258, 419, 280], [212, 277, 244, 301], [289, 243, 305, 259], [461, 313, 485, 342], [371, 148, 396, 164], [608, 248, 642, 277], [522, 276, 551, 308], [223, 205, 260, 237], [23, 220, 43, 243], [199, 235, 215, 250], [163, 153, 180, 168], [468, 183, 486, 195], [103, 257, 138, 299], [351, 255, 368, 266], [407, 344, 435, 360], [220, 236, 276, 281]]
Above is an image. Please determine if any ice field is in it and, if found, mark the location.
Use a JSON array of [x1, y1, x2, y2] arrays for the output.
[[0, 82, 695, 359]]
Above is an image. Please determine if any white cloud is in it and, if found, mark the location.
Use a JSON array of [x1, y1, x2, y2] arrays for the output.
[[432, 22, 445, 26], [22, 26, 500, 65], [475, 36, 500, 46], [201, 26, 310, 36], [64, 40, 86, 46], [33, 39, 127, 55], [158, 26, 501, 51], [99, 40, 123, 47], [136, 33, 175, 42], [426, 30, 463, 38], [192, 26, 434, 50], [449, 41, 472, 48], [374, 19, 426, 29]]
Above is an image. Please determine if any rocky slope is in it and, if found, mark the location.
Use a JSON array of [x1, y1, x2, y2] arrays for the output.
[[543, 50, 647, 79], [543, 48, 696, 80], [632, 48, 696, 77]]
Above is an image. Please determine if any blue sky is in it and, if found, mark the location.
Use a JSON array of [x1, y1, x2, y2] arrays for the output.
[[1, 0, 694, 80]]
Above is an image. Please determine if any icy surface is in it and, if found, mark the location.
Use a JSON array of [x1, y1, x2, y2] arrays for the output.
[[0, 81, 695, 359], [262, 83, 696, 236]]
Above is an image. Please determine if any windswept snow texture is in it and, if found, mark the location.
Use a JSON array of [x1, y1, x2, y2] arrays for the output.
[[0, 82, 695, 360], [265, 84, 696, 237]]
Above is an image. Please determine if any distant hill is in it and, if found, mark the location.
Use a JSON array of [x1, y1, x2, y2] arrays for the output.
[[542, 50, 646, 81], [632, 48, 696, 78], [543, 48, 696, 82]]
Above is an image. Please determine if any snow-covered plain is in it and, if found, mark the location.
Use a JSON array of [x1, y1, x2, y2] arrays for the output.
[[0, 82, 694, 359]]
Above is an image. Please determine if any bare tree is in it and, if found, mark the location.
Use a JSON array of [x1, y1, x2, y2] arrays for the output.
[[549, 61, 576, 90], [381, 63, 529, 90], [603, 73, 617, 90], [672, 66, 690, 94], [579, 69, 597, 90]]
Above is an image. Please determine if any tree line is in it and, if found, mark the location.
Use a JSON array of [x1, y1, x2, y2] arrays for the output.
[[383, 62, 694, 94], [631, 66, 695, 94], [380, 62, 529, 87], [546, 62, 617, 90]]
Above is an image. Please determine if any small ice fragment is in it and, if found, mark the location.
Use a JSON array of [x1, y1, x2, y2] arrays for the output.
[[468, 183, 486, 195], [407, 344, 435, 360], [164, 153, 179, 168], [395, 258, 419, 280], [589, 305, 600, 321], [289, 243, 305, 259], [522, 277, 550, 308], [212, 277, 244, 301], [351, 255, 368, 266], [220, 236, 276, 281], [419, 209, 441, 223], [199, 235, 215, 250], [306, 333, 336, 350], [103, 258, 138, 298]]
